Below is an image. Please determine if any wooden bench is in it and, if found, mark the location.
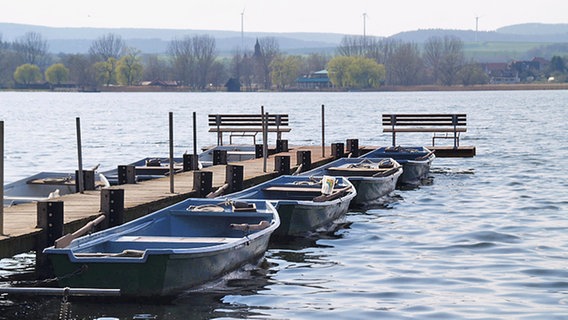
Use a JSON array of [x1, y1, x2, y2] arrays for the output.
[[382, 114, 467, 148], [208, 114, 290, 145]]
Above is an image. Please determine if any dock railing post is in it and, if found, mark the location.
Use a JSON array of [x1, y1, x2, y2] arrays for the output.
[[226, 164, 244, 193], [36, 200, 64, 278], [275, 155, 291, 175], [100, 188, 124, 228], [76, 117, 84, 194], [321, 104, 325, 158], [169, 112, 175, 193], [346, 139, 359, 157], [0, 121, 3, 235], [261, 106, 268, 173], [193, 111, 198, 158], [193, 171, 213, 197]]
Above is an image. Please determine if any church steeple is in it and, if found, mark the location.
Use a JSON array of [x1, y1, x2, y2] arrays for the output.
[[253, 38, 261, 58]]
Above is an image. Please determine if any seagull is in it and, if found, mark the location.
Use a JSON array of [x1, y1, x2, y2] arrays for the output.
[[48, 189, 60, 199]]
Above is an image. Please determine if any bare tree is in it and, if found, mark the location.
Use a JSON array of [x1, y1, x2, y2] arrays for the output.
[[337, 35, 366, 57], [192, 35, 217, 90], [89, 33, 125, 62], [423, 36, 465, 86], [13, 32, 49, 67], [387, 42, 424, 86], [255, 37, 280, 89], [168, 36, 194, 86]]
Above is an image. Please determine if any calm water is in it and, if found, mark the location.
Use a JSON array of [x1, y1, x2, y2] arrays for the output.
[[1, 91, 568, 319]]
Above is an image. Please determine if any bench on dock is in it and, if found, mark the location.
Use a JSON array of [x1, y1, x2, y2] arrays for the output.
[[382, 114, 467, 148], [208, 114, 290, 145]]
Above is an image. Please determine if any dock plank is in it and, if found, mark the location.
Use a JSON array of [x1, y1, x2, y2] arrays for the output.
[[0, 146, 333, 259]]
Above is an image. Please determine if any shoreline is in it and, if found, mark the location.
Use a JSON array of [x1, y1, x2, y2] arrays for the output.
[[3, 83, 568, 93]]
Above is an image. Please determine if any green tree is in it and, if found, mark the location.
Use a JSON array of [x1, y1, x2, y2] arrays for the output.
[[45, 63, 69, 85], [94, 57, 118, 86], [346, 57, 385, 88], [327, 56, 352, 87], [116, 48, 143, 85], [13, 63, 42, 85], [327, 56, 385, 89], [270, 55, 301, 89]]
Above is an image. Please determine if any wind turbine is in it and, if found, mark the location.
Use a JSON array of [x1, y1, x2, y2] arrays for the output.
[[241, 8, 245, 49], [475, 15, 482, 42]]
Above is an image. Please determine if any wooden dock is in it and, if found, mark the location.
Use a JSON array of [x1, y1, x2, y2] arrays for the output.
[[0, 146, 334, 259], [426, 146, 476, 158]]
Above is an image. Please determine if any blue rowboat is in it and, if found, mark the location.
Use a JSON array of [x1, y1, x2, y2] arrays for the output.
[[43, 198, 280, 297], [221, 175, 357, 237], [360, 146, 435, 188], [299, 157, 402, 208]]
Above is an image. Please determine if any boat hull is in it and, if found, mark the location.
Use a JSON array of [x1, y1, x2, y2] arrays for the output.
[[300, 157, 402, 207], [360, 147, 435, 188], [223, 175, 357, 237], [348, 170, 401, 206], [47, 232, 271, 297], [274, 197, 351, 237], [44, 198, 279, 297]]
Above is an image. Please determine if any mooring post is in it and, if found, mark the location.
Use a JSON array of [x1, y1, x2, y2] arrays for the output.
[[76, 117, 84, 194], [262, 107, 268, 173], [75, 169, 95, 192], [193, 111, 198, 157], [183, 154, 199, 171], [0, 121, 4, 235], [276, 139, 289, 153], [275, 155, 291, 175], [297, 150, 312, 172], [213, 149, 228, 165], [36, 200, 64, 278], [118, 165, 136, 184], [346, 139, 360, 157], [255, 144, 263, 158], [226, 164, 244, 193], [193, 171, 213, 197], [100, 188, 124, 229], [321, 104, 325, 158], [331, 143, 345, 159], [169, 111, 175, 193]]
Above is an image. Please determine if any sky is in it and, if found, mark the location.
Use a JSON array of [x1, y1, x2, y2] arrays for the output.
[[1, 0, 567, 37]]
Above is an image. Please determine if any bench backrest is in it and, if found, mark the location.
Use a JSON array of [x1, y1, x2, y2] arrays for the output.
[[382, 114, 466, 127], [208, 114, 289, 127]]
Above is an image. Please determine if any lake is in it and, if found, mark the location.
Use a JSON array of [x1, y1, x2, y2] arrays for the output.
[[1, 90, 567, 319]]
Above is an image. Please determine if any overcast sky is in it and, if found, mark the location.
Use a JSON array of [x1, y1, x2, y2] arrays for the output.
[[1, 0, 567, 37]]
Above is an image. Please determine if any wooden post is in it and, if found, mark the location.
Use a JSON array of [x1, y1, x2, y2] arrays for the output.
[[75, 170, 95, 192], [76, 117, 84, 194], [193, 171, 213, 197], [193, 111, 198, 157], [255, 144, 263, 158], [183, 154, 199, 171], [321, 104, 325, 158], [213, 149, 228, 165], [276, 139, 289, 153], [275, 155, 291, 175], [169, 112, 174, 193], [331, 143, 345, 159], [262, 107, 268, 173], [297, 150, 312, 172], [346, 139, 359, 157], [118, 165, 136, 184], [0, 121, 3, 235], [100, 188, 124, 228], [36, 200, 64, 278], [226, 165, 244, 193]]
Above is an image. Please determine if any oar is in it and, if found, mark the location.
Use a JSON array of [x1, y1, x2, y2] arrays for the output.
[[415, 150, 435, 161], [206, 183, 229, 198], [55, 215, 106, 248], [372, 167, 400, 177]]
